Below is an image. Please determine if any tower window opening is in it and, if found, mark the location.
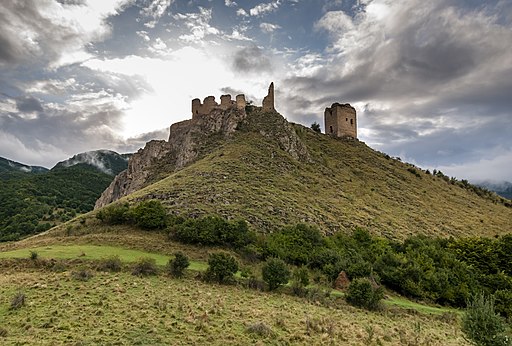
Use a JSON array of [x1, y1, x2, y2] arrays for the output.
[[350, 119, 353, 125], [330, 126, 333, 133]]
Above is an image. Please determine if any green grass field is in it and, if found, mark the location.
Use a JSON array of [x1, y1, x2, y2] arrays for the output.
[[0, 244, 459, 317], [0, 268, 468, 345]]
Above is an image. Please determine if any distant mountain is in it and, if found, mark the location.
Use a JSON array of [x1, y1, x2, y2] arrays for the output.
[[0, 150, 130, 242], [0, 157, 48, 174], [52, 150, 131, 175], [477, 181, 512, 200]]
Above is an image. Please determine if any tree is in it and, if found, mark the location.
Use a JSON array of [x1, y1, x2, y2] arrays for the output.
[[311, 122, 321, 133], [130, 200, 168, 230], [262, 258, 290, 291], [205, 252, 238, 284], [346, 278, 384, 311], [168, 252, 190, 278]]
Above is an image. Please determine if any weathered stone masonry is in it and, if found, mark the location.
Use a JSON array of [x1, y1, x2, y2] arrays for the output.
[[324, 103, 357, 139]]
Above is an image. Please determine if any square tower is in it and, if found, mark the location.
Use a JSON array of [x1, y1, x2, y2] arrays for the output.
[[324, 103, 357, 138]]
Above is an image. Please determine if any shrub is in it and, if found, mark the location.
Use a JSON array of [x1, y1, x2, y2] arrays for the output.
[[292, 266, 310, 287], [29, 250, 38, 260], [205, 252, 238, 284], [168, 251, 190, 278], [132, 257, 158, 276], [246, 322, 274, 337], [346, 278, 384, 311], [262, 258, 290, 291], [10, 291, 26, 310], [72, 269, 93, 281], [130, 200, 168, 230], [310, 122, 321, 133], [96, 203, 130, 225], [97, 255, 122, 272], [172, 216, 254, 248], [264, 224, 324, 265], [462, 293, 510, 346], [494, 290, 512, 320]]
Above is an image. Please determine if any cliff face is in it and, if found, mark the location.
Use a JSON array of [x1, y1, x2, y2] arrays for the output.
[[95, 107, 247, 208]]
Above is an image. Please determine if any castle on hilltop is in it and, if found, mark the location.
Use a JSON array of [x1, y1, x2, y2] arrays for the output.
[[324, 103, 357, 139], [191, 83, 275, 118], [190, 82, 357, 139]]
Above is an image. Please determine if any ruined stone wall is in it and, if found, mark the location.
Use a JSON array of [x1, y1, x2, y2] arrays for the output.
[[324, 103, 357, 138], [236, 94, 246, 110], [192, 94, 247, 116], [262, 82, 275, 112]]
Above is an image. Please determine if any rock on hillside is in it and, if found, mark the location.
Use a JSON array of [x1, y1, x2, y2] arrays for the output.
[[95, 105, 310, 209]]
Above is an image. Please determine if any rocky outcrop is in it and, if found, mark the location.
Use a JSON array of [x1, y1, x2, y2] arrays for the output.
[[95, 107, 246, 208]]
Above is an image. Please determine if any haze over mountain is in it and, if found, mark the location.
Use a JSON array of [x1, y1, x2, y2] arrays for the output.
[[0, 150, 128, 241]]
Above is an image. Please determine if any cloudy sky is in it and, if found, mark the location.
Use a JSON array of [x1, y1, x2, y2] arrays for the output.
[[1, 0, 511, 182]]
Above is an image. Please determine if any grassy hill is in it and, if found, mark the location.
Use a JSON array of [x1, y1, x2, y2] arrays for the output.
[[115, 109, 511, 239], [0, 151, 129, 242]]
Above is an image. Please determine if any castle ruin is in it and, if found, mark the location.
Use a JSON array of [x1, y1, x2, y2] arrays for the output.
[[324, 103, 357, 139], [191, 83, 276, 118]]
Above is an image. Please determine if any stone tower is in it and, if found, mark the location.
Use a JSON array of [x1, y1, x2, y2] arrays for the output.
[[324, 103, 357, 138], [262, 82, 275, 112]]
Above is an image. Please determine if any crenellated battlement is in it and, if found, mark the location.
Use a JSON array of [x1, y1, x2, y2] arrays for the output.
[[192, 93, 246, 118], [191, 82, 276, 118]]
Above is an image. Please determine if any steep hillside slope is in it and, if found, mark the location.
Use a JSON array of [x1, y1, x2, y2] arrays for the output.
[[0, 151, 129, 242], [98, 109, 512, 239]]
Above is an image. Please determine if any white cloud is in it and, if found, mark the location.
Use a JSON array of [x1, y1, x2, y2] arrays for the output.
[[225, 0, 237, 7], [140, 0, 174, 28], [174, 8, 221, 43], [249, 1, 281, 16], [260, 22, 282, 33], [236, 8, 249, 17], [0, 0, 133, 68]]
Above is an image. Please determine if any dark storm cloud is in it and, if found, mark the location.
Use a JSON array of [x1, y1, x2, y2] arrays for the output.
[[16, 96, 44, 113], [280, 0, 512, 180], [232, 46, 273, 73]]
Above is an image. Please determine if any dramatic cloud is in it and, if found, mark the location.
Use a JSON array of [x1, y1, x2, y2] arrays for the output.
[[0, 0, 510, 182], [282, 0, 512, 180], [233, 46, 273, 74]]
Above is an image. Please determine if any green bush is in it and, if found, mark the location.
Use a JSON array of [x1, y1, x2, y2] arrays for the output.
[[96, 203, 130, 225], [132, 257, 158, 276], [262, 258, 290, 291], [462, 293, 510, 346], [72, 269, 93, 281], [130, 200, 168, 230], [168, 251, 190, 278], [346, 278, 384, 311], [292, 266, 310, 287], [264, 224, 324, 265], [97, 255, 122, 272], [172, 216, 254, 248], [29, 251, 38, 260], [205, 252, 238, 284], [494, 290, 512, 320]]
